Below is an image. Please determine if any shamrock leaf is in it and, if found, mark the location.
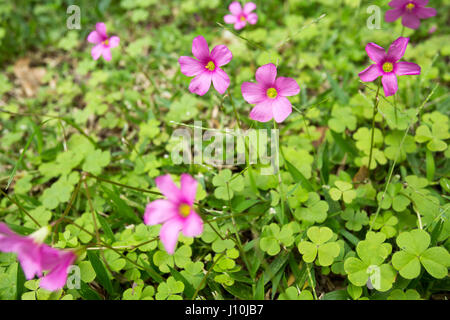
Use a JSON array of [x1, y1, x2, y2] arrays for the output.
[[330, 181, 356, 204], [384, 131, 416, 162], [82, 149, 111, 175], [212, 169, 244, 200], [328, 105, 357, 133], [294, 192, 328, 224], [341, 208, 369, 231], [344, 232, 396, 292], [369, 211, 398, 238], [155, 276, 184, 300], [40, 172, 80, 210], [201, 222, 235, 253], [415, 112, 449, 152], [278, 287, 313, 300], [260, 223, 296, 256], [392, 229, 450, 279], [298, 226, 340, 266], [387, 289, 421, 300]]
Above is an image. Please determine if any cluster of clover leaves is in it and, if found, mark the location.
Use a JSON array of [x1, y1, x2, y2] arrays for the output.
[[0, 0, 449, 301]]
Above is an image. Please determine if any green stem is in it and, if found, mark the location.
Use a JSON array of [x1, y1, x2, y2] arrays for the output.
[[367, 79, 381, 175]]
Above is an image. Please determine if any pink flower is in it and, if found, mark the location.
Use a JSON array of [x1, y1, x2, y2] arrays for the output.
[[179, 36, 232, 96], [241, 63, 300, 123], [224, 2, 258, 30], [385, 0, 436, 30], [0, 223, 76, 291], [144, 174, 203, 255], [87, 22, 120, 61], [358, 37, 420, 97]]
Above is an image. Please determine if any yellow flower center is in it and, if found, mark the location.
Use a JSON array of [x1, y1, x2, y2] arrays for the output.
[[382, 62, 394, 73], [179, 204, 191, 217], [240, 16, 246, 22], [205, 61, 216, 71], [266, 88, 278, 99], [406, 3, 415, 11], [102, 39, 109, 46]]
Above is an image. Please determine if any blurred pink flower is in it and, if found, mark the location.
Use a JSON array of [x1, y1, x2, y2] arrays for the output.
[[144, 174, 203, 255], [385, 0, 436, 29], [87, 22, 120, 61], [241, 63, 300, 123], [179, 36, 233, 96], [224, 1, 258, 30], [359, 37, 421, 97], [0, 223, 76, 291]]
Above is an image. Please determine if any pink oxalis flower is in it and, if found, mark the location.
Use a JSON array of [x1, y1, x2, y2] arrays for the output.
[[241, 63, 300, 123], [144, 174, 203, 255], [87, 22, 120, 61], [385, 0, 436, 30], [179, 35, 232, 96], [358, 37, 421, 97], [224, 1, 258, 30], [0, 223, 76, 291]]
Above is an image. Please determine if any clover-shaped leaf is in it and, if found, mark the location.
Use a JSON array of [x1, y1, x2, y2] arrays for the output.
[[387, 289, 421, 300], [415, 112, 449, 152], [392, 229, 450, 279], [212, 169, 244, 200], [155, 276, 184, 300], [344, 232, 395, 291], [260, 223, 295, 256], [384, 131, 416, 161], [341, 208, 368, 231], [298, 226, 340, 266], [82, 149, 111, 175], [278, 287, 313, 300], [330, 181, 356, 204], [328, 106, 357, 133], [369, 211, 398, 238], [294, 192, 328, 224]]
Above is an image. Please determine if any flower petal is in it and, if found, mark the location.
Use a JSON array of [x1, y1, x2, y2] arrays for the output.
[[382, 73, 398, 97], [182, 211, 203, 237], [87, 31, 102, 44], [415, 7, 436, 19], [211, 68, 230, 94], [180, 174, 198, 205], [144, 199, 178, 225], [234, 21, 247, 30], [108, 36, 120, 49], [192, 35, 210, 61], [189, 72, 212, 96], [414, 0, 429, 5], [385, 8, 403, 22], [365, 42, 386, 64], [159, 218, 183, 254], [102, 48, 112, 61], [387, 37, 409, 62], [272, 97, 292, 123], [91, 44, 104, 60], [155, 174, 182, 201], [241, 82, 266, 104], [249, 99, 274, 122], [229, 1, 243, 15], [247, 13, 258, 24], [243, 2, 257, 14], [395, 61, 421, 76], [388, 0, 408, 7], [359, 64, 382, 82], [95, 22, 107, 39], [224, 14, 237, 24], [255, 63, 277, 87], [179, 56, 205, 77], [210, 45, 232, 67], [275, 77, 300, 97], [402, 13, 420, 29], [40, 250, 76, 291]]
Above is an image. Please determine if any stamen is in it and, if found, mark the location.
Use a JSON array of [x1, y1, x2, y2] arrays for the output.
[[266, 88, 278, 99], [240, 16, 246, 22], [179, 204, 191, 217], [102, 39, 109, 46], [205, 61, 216, 71], [406, 3, 415, 11], [382, 62, 394, 73]]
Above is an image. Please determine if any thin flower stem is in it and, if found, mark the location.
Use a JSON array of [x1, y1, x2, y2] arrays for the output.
[[227, 89, 242, 130], [192, 251, 226, 300], [0, 189, 41, 227], [273, 120, 287, 220], [367, 79, 381, 175], [306, 263, 318, 300]]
